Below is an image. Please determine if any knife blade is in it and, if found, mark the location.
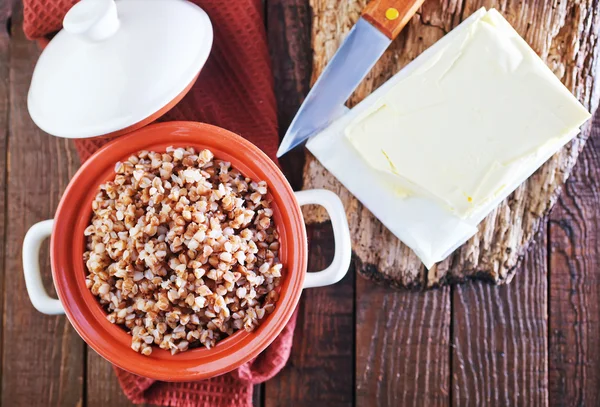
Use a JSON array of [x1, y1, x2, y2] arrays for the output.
[[276, 18, 389, 157], [277, 0, 425, 157]]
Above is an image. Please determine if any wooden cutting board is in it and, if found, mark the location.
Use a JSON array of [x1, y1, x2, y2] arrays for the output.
[[302, 0, 600, 288]]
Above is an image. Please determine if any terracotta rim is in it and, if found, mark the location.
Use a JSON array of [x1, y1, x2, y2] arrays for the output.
[[50, 122, 308, 381]]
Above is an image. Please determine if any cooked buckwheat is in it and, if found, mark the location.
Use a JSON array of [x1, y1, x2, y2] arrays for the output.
[[84, 147, 282, 355]]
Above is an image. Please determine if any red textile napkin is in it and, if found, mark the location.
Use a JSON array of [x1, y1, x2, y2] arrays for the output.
[[23, 0, 297, 405]]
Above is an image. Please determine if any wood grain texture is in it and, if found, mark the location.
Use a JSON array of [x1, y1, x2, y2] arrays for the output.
[[265, 3, 354, 406], [87, 351, 133, 407], [267, 0, 312, 190], [304, 0, 600, 288], [451, 227, 549, 406], [356, 281, 451, 406], [548, 116, 600, 406], [253, 384, 263, 407], [0, 0, 13, 391], [1, 8, 84, 406], [264, 223, 354, 407]]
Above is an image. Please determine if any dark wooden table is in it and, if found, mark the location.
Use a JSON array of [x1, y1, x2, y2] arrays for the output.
[[2, 1, 600, 406]]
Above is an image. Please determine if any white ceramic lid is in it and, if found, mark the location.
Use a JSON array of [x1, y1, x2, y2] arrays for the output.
[[28, 0, 213, 139]]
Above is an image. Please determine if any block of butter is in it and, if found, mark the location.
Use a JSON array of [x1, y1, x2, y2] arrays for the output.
[[306, 8, 591, 269]]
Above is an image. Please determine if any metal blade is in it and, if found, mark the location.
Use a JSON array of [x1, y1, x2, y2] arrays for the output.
[[277, 18, 391, 157]]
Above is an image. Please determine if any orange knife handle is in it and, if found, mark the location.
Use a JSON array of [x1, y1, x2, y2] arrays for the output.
[[361, 0, 425, 40]]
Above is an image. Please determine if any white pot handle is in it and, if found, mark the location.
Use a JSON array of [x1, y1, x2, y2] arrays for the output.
[[22, 220, 65, 315], [295, 189, 352, 288]]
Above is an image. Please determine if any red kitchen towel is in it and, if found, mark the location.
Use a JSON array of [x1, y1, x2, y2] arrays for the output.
[[23, 0, 296, 405]]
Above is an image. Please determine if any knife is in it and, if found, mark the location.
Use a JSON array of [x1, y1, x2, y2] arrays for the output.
[[277, 0, 425, 157]]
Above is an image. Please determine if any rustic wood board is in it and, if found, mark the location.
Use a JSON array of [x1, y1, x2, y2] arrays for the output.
[[266, 2, 355, 405], [2, 6, 85, 405], [0, 0, 11, 390], [356, 282, 451, 405], [548, 121, 600, 406], [302, 0, 600, 288], [452, 227, 549, 405]]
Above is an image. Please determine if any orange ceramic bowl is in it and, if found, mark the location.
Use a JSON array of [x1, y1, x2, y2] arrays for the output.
[[50, 122, 308, 381]]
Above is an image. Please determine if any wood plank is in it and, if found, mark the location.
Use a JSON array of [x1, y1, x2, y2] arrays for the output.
[[548, 115, 600, 406], [252, 384, 263, 407], [303, 0, 600, 288], [451, 227, 548, 406], [0, 0, 13, 391], [264, 223, 354, 407], [356, 281, 451, 406], [87, 351, 133, 407], [266, 0, 311, 189], [265, 2, 353, 406], [1, 8, 84, 406]]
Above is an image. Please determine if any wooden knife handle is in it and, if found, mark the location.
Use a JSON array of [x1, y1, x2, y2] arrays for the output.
[[362, 0, 425, 40]]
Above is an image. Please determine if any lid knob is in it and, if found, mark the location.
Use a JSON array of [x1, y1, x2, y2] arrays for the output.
[[63, 0, 120, 42]]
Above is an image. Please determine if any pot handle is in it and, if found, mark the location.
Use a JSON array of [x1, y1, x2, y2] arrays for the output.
[[22, 220, 65, 315], [295, 190, 352, 288]]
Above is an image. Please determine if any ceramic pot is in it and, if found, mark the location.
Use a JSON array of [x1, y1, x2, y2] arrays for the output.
[[22, 122, 351, 381]]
